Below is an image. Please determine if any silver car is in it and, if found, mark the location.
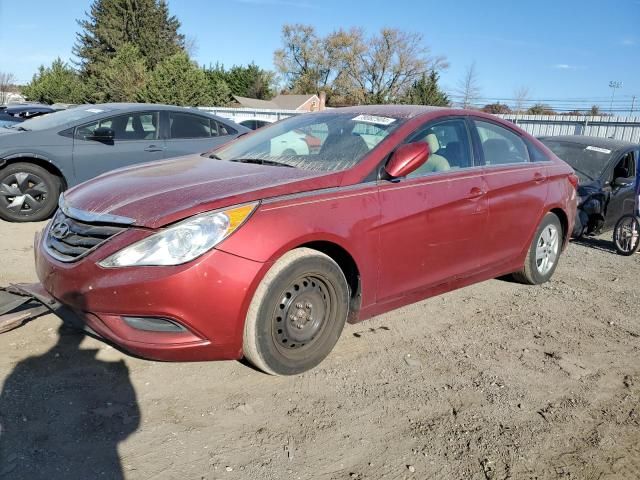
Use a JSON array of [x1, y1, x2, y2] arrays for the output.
[[0, 103, 248, 222]]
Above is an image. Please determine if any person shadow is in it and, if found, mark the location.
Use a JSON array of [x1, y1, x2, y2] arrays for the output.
[[0, 319, 140, 480]]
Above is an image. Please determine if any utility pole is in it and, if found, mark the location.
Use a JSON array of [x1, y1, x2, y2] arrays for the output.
[[631, 95, 637, 115], [609, 81, 622, 113]]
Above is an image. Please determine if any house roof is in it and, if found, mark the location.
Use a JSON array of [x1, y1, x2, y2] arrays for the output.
[[232, 94, 319, 110]]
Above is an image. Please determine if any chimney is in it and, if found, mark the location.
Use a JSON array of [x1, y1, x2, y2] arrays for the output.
[[319, 91, 326, 111]]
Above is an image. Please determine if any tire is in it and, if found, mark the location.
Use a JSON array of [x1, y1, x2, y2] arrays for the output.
[[613, 214, 640, 256], [0, 162, 61, 222], [243, 248, 350, 376], [513, 212, 563, 285]]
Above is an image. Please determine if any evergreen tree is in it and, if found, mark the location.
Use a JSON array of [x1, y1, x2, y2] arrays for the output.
[[402, 71, 449, 106], [226, 64, 274, 100], [140, 53, 212, 106], [88, 43, 148, 102], [74, 0, 184, 76], [22, 59, 86, 104], [209, 77, 232, 106]]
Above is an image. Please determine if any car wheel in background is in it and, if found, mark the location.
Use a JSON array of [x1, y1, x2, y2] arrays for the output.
[[243, 248, 350, 376], [0, 163, 61, 222], [513, 212, 563, 285], [613, 214, 640, 256]]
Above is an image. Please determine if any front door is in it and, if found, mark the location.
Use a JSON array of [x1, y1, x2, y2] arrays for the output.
[[376, 117, 489, 303], [604, 149, 637, 230], [72, 111, 164, 183]]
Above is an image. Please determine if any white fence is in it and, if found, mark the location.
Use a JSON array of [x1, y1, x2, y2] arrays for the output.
[[198, 106, 640, 144], [198, 106, 301, 123], [498, 114, 640, 143]]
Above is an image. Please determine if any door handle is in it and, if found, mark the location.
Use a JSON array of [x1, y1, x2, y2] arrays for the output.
[[144, 145, 164, 152], [533, 172, 546, 183], [467, 187, 486, 199]]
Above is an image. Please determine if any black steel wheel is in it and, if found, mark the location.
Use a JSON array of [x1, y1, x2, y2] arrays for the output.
[[613, 214, 640, 256], [243, 248, 349, 375], [0, 163, 61, 222]]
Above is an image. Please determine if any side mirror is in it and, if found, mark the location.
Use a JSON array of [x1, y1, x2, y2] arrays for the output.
[[385, 142, 430, 179], [88, 126, 115, 143], [613, 176, 634, 187]]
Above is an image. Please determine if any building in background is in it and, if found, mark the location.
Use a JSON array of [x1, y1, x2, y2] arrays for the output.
[[232, 93, 321, 112]]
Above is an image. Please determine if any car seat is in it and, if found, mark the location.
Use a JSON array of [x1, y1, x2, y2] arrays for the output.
[[412, 134, 451, 175], [482, 138, 512, 165]]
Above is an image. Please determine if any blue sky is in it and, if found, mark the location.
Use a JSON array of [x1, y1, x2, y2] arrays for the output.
[[1, 0, 638, 112]]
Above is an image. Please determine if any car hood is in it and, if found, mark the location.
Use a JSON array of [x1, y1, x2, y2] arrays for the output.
[[64, 154, 342, 228]]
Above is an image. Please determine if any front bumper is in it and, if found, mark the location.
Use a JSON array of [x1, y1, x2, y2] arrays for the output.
[[34, 227, 266, 362]]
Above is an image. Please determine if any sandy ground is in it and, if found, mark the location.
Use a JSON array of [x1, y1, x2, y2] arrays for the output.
[[0, 219, 639, 480]]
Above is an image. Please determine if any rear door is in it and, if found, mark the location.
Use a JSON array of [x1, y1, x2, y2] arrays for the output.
[[72, 111, 163, 183], [471, 118, 549, 267], [162, 112, 238, 158], [376, 117, 489, 303]]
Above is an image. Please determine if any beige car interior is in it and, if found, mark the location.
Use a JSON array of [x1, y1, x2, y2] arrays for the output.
[[412, 133, 451, 175]]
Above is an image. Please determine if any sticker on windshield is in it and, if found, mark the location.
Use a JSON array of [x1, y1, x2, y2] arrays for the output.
[[85, 108, 104, 114], [352, 114, 396, 126], [585, 145, 611, 154]]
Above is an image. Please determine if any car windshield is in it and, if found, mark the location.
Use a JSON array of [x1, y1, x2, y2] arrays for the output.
[[540, 139, 614, 182], [12, 106, 113, 131], [214, 112, 405, 171]]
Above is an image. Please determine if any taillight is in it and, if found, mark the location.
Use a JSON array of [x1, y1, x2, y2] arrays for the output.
[[568, 173, 579, 189]]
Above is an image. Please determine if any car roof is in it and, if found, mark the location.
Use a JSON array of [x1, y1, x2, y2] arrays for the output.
[[323, 104, 446, 119], [538, 135, 637, 152], [66, 103, 244, 126]]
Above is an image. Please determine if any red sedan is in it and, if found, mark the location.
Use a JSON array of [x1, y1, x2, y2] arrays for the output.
[[34, 106, 577, 375]]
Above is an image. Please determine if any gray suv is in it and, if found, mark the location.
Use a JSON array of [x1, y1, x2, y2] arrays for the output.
[[0, 103, 248, 222]]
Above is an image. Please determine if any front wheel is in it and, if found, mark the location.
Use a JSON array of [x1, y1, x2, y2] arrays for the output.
[[613, 214, 640, 256], [243, 248, 350, 376], [513, 212, 563, 285], [0, 162, 61, 222]]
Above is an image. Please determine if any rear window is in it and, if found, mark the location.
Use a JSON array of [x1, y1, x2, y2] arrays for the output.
[[540, 140, 613, 182]]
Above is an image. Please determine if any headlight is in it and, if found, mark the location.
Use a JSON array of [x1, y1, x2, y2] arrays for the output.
[[99, 203, 258, 267]]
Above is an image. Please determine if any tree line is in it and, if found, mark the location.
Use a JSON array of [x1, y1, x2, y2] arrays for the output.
[[14, 0, 452, 108], [4, 0, 607, 114]]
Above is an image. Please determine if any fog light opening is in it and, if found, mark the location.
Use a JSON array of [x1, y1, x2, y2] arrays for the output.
[[122, 316, 187, 333]]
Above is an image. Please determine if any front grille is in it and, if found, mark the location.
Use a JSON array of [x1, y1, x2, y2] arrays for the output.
[[45, 211, 127, 262]]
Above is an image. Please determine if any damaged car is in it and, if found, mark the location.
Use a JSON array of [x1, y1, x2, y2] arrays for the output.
[[33, 106, 577, 375], [539, 135, 639, 237]]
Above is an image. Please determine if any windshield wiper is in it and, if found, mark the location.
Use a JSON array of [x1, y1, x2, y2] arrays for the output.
[[13, 125, 30, 131], [229, 158, 295, 168]]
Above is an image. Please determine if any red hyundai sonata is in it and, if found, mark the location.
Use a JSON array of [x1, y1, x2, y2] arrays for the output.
[[34, 106, 577, 375]]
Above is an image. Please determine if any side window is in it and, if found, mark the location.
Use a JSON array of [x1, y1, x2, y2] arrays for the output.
[[214, 120, 236, 136], [169, 113, 212, 139], [405, 118, 473, 177], [612, 151, 636, 181], [76, 112, 158, 141], [474, 120, 529, 165]]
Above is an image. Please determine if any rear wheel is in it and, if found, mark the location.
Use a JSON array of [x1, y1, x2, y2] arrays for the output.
[[513, 212, 563, 285], [243, 248, 349, 376], [0, 162, 61, 222], [613, 214, 640, 256]]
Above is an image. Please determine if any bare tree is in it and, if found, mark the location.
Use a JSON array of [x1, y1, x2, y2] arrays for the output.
[[273, 24, 336, 95], [184, 35, 199, 57], [332, 28, 447, 104], [0, 72, 16, 105], [273, 24, 447, 105], [513, 86, 530, 113], [456, 62, 481, 109]]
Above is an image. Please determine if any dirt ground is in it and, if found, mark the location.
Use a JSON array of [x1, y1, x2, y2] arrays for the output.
[[0, 219, 639, 480]]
